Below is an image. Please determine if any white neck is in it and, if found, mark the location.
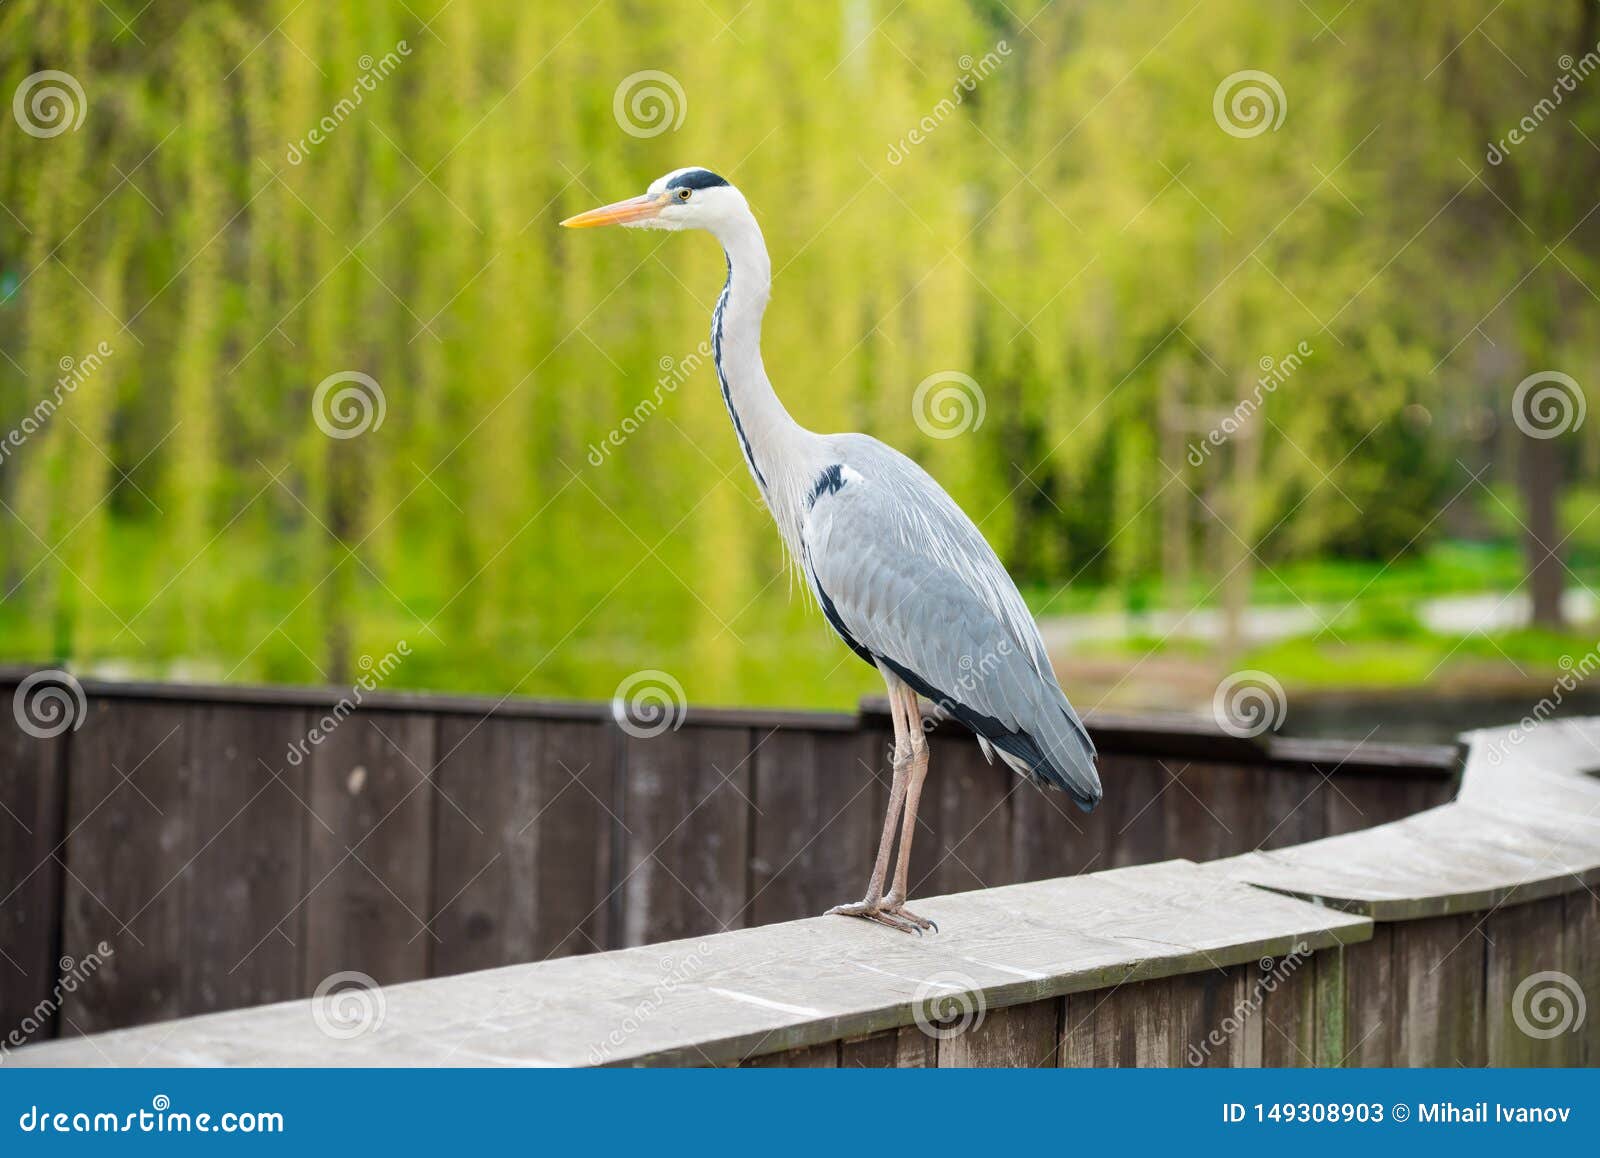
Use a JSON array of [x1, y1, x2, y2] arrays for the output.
[[707, 209, 820, 558]]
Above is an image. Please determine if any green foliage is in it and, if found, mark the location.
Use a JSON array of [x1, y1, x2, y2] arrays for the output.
[[1, 2, 1597, 706]]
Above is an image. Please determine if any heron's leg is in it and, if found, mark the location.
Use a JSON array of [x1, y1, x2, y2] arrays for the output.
[[879, 691, 937, 932], [828, 677, 921, 933]]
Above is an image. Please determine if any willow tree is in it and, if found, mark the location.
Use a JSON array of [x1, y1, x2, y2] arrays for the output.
[[1, 0, 1590, 706]]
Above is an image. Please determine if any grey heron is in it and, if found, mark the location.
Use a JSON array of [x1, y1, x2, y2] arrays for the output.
[[562, 168, 1100, 933]]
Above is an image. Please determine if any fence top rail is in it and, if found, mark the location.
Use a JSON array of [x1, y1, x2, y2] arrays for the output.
[[12, 859, 1369, 1068], [0, 668, 1460, 775], [1217, 717, 1600, 919]]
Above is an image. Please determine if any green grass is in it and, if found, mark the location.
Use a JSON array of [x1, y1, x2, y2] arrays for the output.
[[1241, 626, 1599, 691], [1026, 538, 1600, 694], [1018, 539, 1574, 620]]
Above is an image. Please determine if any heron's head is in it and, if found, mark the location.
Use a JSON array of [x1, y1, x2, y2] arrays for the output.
[[560, 167, 748, 235]]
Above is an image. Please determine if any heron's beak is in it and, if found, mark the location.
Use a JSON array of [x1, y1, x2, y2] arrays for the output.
[[560, 192, 668, 229]]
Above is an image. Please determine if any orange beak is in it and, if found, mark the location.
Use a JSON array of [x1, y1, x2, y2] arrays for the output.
[[560, 192, 669, 228]]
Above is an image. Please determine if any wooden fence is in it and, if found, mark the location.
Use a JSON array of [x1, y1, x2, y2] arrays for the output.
[[15, 713, 1595, 1069], [0, 670, 1456, 1047]]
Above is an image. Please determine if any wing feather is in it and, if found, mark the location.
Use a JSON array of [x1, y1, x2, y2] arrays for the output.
[[802, 436, 1100, 808]]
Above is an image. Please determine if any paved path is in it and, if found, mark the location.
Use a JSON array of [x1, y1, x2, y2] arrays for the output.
[[1038, 588, 1598, 649]]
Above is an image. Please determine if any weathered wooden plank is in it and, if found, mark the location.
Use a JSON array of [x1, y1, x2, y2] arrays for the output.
[[838, 1025, 935, 1068], [1325, 770, 1449, 837], [1103, 754, 1172, 869], [915, 734, 1014, 897], [1218, 800, 1600, 920], [0, 719, 66, 1046], [58, 699, 192, 1033], [304, 712, 436, 989], [619, 724, 752, 946], [748, 728, 883, 926], [1313, 944, 1347, 1066], [1567, 887, 1600, 1067], [181, 705, 309, 1016], [1170, 967, 1248, 1067], [1231, 964, 1266, 1067], [1211, 717, 1600, 922], [1458, 717, 1600, 809], [430, 715, 615, 973], [1484, 895, 1577, 1065], [1340, 924, 1394, 1066], [535, 720, 616, 958], [742, 1041, 838, 1067], [1265, 736, 1461, 774], [1260, 764, 1327, 851], [937, 996, 1059, 1066], [1392, 913, 1486, 1066], [1160, 760, 1262, 864], [431, 715, 544, 975], [1062, 977, 1169, 1066], [14, 860, 1371, 1066], [1259, 946, 1319, 1066], [1011, 771, 1109, 883]]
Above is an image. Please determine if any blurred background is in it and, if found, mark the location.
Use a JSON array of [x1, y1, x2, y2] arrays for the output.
[[2, 1, 1599, 741]]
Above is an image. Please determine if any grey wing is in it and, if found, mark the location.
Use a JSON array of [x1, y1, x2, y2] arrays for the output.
[[802, 437, 1100, 809]]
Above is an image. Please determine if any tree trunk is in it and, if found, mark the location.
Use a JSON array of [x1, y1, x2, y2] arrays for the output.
[[1519, 434, 1565, 630]]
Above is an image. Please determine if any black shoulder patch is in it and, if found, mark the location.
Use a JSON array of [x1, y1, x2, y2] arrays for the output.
[[665, 168, 730, 191], [806, 464, 846, 510]]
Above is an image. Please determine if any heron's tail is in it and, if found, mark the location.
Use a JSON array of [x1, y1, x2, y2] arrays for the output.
[[883, 651, 1102, 811], [983, 695, 1101, 811]]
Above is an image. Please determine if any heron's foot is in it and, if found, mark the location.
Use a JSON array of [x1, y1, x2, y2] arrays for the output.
[[827, 898, 924, 935], [878, 895, 938, 934]]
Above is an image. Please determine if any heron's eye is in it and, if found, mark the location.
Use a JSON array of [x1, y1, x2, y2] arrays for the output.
[[677, 188, 692, 202]]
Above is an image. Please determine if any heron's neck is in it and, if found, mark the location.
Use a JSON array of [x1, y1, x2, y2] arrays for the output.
[[710, 213, 812, 513]]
